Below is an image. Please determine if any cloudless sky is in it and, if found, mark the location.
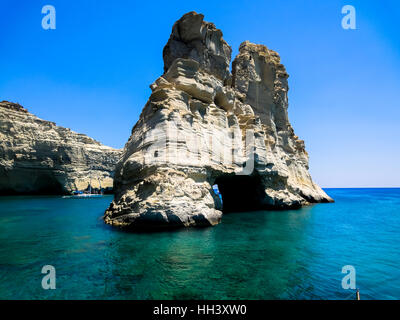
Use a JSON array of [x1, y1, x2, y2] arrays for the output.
[[0, 0, 399, 187]]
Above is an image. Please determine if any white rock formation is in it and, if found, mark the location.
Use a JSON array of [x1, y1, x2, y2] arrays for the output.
[[0, 101, 121, 194], [104, 12, 333, 229]]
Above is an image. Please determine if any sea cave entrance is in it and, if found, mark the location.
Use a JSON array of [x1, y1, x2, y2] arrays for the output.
[[32, 172, 64, 195], [213, 174, 267, 213]]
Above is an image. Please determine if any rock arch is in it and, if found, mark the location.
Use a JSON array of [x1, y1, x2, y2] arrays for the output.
[[104, 12, 333, 229]]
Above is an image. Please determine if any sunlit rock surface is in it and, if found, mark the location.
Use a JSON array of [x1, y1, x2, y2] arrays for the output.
[[0, 101, 121, 195], [105, 12, 333, 229]]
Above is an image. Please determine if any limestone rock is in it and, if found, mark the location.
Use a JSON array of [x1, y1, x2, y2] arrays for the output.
[[163, 11, 232, 81], [104, 12, 333, 229], [0, 101, 122, 194]]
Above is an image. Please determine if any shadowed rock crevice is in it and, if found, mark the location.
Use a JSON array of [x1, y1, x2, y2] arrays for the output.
[[104, 11, 333, 229]]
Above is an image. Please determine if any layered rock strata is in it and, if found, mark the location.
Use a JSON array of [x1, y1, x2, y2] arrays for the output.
[[104, 12, 333, 229], [0, 101, 121, 195]]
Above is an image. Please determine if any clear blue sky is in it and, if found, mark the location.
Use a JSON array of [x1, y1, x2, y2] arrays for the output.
[[0, 0, 399, 187]]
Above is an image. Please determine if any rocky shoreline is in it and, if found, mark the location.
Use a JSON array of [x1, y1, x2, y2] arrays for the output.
[[0, 101, 121, 195]]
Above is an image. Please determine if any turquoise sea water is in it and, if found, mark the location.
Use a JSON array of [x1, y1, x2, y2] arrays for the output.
[[0, 189, 399, 300]]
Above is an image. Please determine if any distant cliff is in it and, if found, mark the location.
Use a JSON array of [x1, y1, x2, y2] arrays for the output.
[[0, 101, 122, 195]]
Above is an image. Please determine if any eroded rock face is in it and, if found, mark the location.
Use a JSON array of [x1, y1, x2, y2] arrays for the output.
[[104, 12, 333, 229], [163, 12, 232, 81], [0, 101, 122, 195]]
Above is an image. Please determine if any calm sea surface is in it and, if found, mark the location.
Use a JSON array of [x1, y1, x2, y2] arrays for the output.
[[0, 188, 399, 299]]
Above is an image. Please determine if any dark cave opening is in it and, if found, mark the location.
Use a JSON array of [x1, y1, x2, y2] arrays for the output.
[[0, 170, 66, 195], [214, 174, 267, 213], [31, 172, 65, 195]]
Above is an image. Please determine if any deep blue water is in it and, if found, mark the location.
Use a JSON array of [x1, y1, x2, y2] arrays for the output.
[[0, 189, 399, 300]]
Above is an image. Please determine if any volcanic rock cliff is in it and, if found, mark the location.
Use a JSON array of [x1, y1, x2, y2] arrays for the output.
[[104, 12, 333, 229], [0, 101, 121, 195]]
